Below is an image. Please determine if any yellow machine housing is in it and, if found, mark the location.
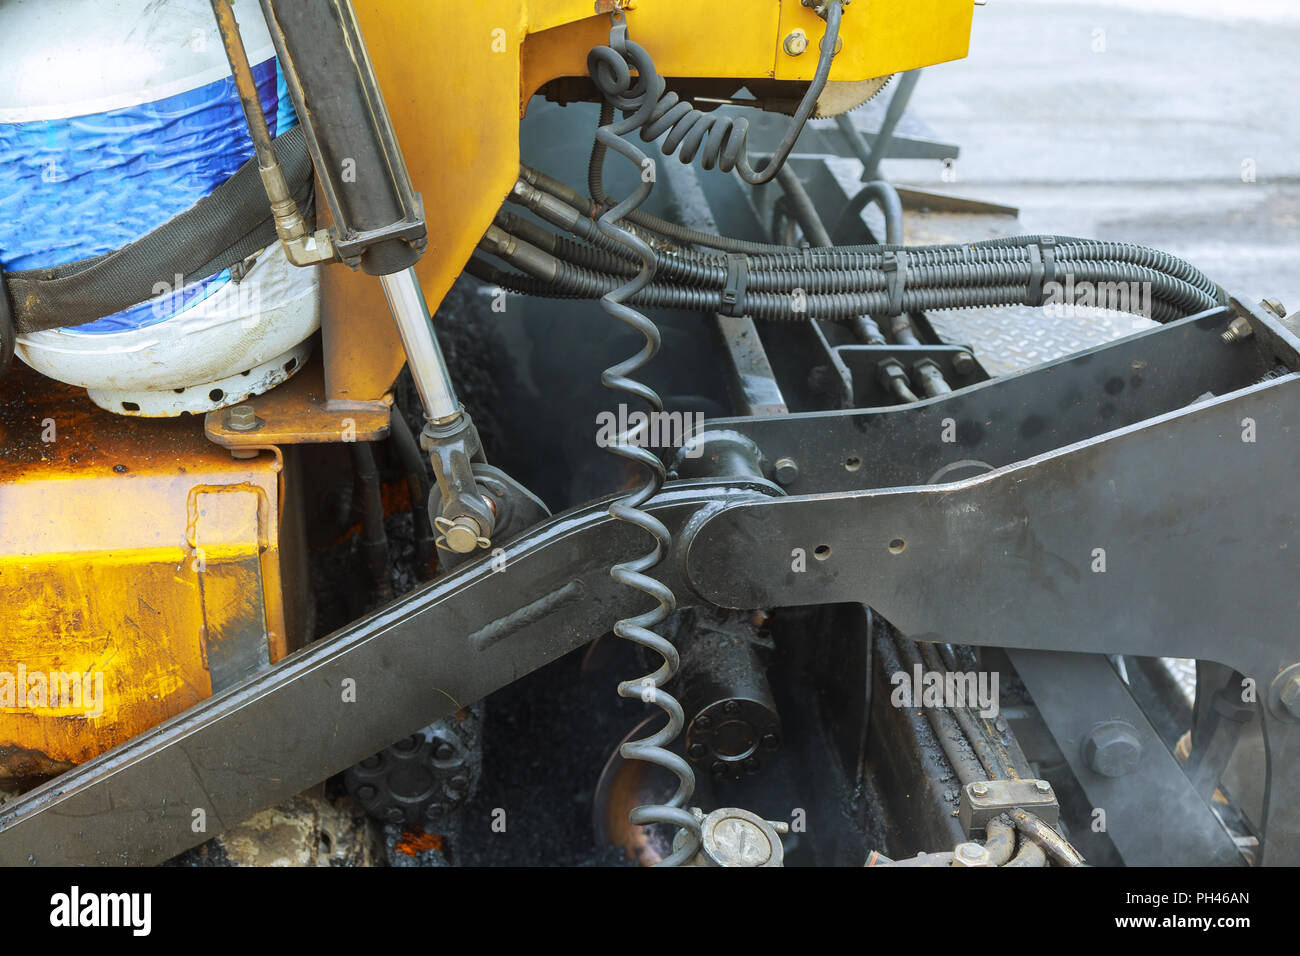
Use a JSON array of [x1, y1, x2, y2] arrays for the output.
[[0, 365, 307, 779]]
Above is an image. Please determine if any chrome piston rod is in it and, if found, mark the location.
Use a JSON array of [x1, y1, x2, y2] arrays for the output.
[[380, 267, 461, 423]]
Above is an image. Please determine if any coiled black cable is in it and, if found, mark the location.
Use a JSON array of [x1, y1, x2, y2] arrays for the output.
[[587, 10, 700, 868], [588, 2, 844, 187]]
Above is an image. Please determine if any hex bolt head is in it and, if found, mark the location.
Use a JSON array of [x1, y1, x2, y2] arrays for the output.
[[952, 841, 992, 867], [761, 733, 781, 750], [783, 29, 808, 56], [1034, 779, 1052, 794], [724, 699, 741, 715], [970, 782, 989, 797], [434, 742, 455, 761], [773, 457, 800, 485], [688, 742, 708, 759], [1082, 720, 1143, 777], [226, 404, 261, 432], [1279, 675, 1300, 720], [952, 351, 976, 375]]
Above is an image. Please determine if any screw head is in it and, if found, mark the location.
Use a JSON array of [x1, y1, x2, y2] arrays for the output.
[[773, 457, 799, 485], [1082, 720, 1143, 777], [1261, 298, 1287, 318]]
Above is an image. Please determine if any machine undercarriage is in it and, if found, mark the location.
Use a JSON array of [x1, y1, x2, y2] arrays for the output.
[[0, 0, 1294, 876]]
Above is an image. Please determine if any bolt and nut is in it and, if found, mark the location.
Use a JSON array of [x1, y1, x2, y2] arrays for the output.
[[783, 29, 808, 56], [1082, 720, 1143, 777], [952, 841, 992, 867], [1221, 316, 1254, 343], [952, 351, 977, 376]]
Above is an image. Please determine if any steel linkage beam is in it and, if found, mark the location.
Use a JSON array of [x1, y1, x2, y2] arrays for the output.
[[683, 331, 1300, 863]]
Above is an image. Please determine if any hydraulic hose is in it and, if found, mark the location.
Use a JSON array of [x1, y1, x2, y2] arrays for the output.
[[775, 163, 835, 248], [475, 230, 1213, 324], [488, 216, 1216, 306], [831, 180, 905, 245], [501, 178, 1221, 313]]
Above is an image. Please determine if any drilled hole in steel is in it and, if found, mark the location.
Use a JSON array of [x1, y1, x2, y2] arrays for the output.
[[209, 388, 224, 402], [121, 401, 140, 412], [845, 455, 862, 472], [173, 387, 185, 394], [285, 357, 298, 373], [814, 544, 832, 561], [889, 538, 906, 554]]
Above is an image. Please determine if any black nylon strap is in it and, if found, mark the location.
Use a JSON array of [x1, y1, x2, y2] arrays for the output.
[[1026, 241, 1045, 305], [883, 250, 908, 316], [4, 125, 313, 334], [1040, 236, 1057, 301], [721, 253, 750, 317]]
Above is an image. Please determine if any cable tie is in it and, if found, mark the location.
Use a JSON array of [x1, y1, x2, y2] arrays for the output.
[[884, 250, 908, 317], [1040, 237, 1057, 305], [721, 253, 750, 316], [1026, 241, 1045, 305]]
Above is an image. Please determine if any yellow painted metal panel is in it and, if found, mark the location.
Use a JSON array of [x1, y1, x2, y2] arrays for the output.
[[0, 370, 290, 778], [327, 0, 975, 404]]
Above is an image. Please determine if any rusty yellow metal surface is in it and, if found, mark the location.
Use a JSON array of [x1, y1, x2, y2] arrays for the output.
[[0, 367, 292, 779], [324, 0, 974, 404], [205, 351, 392, 448]]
